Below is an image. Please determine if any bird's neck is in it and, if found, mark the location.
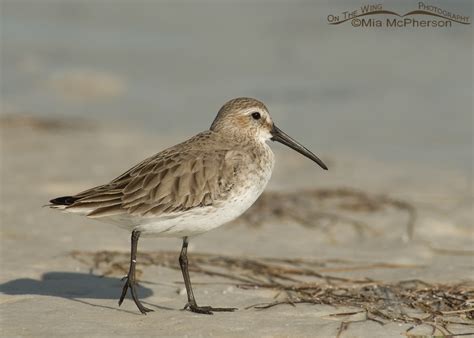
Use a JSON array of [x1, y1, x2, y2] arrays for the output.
[[216, 130, 267, 150]]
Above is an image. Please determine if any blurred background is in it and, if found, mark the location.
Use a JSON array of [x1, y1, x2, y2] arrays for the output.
[[0, 1, 473, 335], [2, 1, 472, 172]]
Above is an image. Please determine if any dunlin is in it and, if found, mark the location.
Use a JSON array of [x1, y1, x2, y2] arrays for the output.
[[49, 97, 327, 314]]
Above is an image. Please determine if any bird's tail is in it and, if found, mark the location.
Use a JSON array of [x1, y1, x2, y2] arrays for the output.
[[48, 196, 80, 209]]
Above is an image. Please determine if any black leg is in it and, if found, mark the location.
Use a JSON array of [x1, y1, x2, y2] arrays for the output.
[[179, 237, 237, 315], [118, 230, 153, 314]]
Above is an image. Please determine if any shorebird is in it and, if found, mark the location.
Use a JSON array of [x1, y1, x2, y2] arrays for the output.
[[49, 97, 327, 315]]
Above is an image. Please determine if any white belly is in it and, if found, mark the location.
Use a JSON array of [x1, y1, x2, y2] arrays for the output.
[[135, 184, 264, 237]]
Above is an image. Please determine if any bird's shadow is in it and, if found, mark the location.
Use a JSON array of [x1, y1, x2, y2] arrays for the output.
[[0, 272, 172, 313]]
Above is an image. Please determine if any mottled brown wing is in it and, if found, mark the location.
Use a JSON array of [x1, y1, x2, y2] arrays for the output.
[[64, 130, 249, 218], [120, 149, 230, 216], [69, 149, 244, 219]]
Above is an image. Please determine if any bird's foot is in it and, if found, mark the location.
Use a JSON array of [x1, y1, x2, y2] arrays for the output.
[[119, 275, 154, 314], [183, 302, 237, 315]]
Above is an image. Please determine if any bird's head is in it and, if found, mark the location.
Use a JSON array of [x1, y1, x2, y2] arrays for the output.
[[210, 97, 328, 170]]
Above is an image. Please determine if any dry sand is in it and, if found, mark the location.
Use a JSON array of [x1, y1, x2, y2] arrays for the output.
[[0, 119, 472, 337]]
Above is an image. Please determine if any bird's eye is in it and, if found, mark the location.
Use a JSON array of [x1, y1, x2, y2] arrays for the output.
[[251, 112, 261, 120]]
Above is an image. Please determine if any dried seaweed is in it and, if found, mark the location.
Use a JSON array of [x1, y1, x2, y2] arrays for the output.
[[71, 250, 473, 335], [233, 188, 416, 240]]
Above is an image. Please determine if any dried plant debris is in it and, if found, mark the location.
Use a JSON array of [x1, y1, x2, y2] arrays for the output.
[[71, 250, 473, 335], [233, 188, 416, 241]]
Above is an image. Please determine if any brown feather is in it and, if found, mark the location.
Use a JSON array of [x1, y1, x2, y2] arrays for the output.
[[87, 204, 124, 218]]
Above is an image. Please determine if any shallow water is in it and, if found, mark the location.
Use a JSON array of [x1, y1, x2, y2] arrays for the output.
[[1, 1, 472, 173]]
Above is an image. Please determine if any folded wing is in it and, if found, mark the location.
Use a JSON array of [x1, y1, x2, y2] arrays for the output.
[[59, 148, 242, 219]]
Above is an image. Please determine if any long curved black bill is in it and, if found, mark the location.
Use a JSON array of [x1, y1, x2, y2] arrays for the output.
[[271, 125, 328, 170]]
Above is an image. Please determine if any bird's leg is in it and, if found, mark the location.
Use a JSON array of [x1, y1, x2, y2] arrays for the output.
[[179, 237, 237, 315], [118, 230, 153, 314]]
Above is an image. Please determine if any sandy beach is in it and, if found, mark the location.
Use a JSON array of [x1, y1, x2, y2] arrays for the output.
[[1, 1, 472, 337], [0, 119, 472, 337]]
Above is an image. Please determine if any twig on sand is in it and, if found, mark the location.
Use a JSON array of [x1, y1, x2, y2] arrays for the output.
[[71, 250, 473, 335], [234, 188, 417, 241]]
